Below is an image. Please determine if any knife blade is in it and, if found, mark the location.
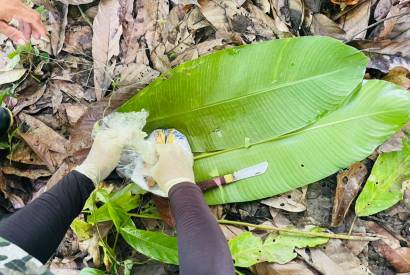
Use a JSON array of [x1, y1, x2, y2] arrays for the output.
[[198, 161, 268, 192]]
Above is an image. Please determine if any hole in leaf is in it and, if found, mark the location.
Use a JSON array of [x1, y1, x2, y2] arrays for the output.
[[300, 164, 305, 167], [287, 195, 291, 199], [280, 203, 285, 207]]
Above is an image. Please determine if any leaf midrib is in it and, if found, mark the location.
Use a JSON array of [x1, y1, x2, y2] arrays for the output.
[[146, 68, 348, 124], [195, 109, 403, 160]]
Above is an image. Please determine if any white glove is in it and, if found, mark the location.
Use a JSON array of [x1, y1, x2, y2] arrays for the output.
[[150, 143, 195, 194], [76, 129, 129, 184]]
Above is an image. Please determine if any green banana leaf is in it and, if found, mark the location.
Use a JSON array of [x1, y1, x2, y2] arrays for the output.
[[120, 226, 179, 265], [119, 36, 368, 152], [119, 37, 410, 204], [197, 80, 410, 204]]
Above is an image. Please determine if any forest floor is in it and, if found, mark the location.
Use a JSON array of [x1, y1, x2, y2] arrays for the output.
[[0, 0, 409, 274]]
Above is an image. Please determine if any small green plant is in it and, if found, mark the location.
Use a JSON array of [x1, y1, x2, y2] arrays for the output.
[[8, 43, 49, 64], [35, 5, 47, 16]]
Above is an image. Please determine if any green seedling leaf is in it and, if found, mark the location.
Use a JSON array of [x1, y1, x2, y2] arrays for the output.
[[35, 5, 47, 16], [87, 183, 141, 224], [107, 202, 135, 230], [119, 36, 410, 204], [123, 259, 134, 275], [355, 139, 410, 216], [0, 142, 9, 150], [0, 88, 11, 105], [79, 267, 105, 275], [71, 218, 93, 241], [120, 225, 179, 265], [229, 228, 328, 267], [229, 232, 294, 267], [8, 43, 33, 59]]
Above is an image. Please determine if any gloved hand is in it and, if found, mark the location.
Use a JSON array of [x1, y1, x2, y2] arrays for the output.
[[75, 129, 129, 185], [0, 0, 47, 44], [150, 143, 195, 194]]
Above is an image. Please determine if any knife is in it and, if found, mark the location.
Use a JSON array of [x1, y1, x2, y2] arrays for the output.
[[198, 161, 268, 192]]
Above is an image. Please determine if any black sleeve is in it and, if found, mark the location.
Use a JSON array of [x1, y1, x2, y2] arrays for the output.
[[169, 182, 235, 275], [0, 170, 94, 263]]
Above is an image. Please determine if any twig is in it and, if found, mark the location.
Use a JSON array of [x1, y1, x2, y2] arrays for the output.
[[348, 215, 357, 235], [346, 12, 410, 42], [127, 213, 382, 241], [218, 220, 381, 241], [78, 6, 93, 28], [332, 0, 371, 21]]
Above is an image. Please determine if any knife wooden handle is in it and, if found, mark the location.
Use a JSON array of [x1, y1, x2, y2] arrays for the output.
[[198, 174, 234, 192]]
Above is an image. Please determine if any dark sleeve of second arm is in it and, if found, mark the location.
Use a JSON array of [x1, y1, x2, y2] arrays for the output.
[[169, 182, 235, 275]]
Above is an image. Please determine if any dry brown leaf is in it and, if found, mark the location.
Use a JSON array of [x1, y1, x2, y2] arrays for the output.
[[350, 40, 410, 72], [46, 162, 70, 191], [7, 194, 25, 210], [253, 260, 315, 275], [262, 188, 307, 213], [152, 196, 175, 227], [56, 0, 94, 5], [44, 1, 68, 56], [297, 239, 372, 275], [273, 0, 304, 31], [246, 2, 291, 39], [374, 1, 410, 40], [199, 0, 232, 32], [51, 85, 64, 114], [377, 124, 409, 154], [304, 13, 346, 40], [7, 142, 45, 166], [374, 0, 396, 20], [220, 224, 244, 240], [331, 162, 367, 227], [117, 63, 160, 90], [126, 0, 170, 72], [170, 39, 226, 66], [59, 103, 88, 126], [81, 222, 112, 266], [63, 25, 93, 54], [254, 0, 271, 13], [0, 69, 27, 86], [92, 0, 123, 100], [12, 85, 46, 115], [1, 166, 52, 180], [367, 221, 410, 273], [18, 113, 68, 172], [383, 66, 410, 89], [0, 171, 6, 196], [330, 0, 359, 7], [119, 0, 150, 65], [338, 0, 371, 40], [67, 82, 146, 165]]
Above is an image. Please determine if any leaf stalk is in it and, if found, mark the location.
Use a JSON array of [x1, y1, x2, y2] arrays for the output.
[[127, 213, 381, 241]]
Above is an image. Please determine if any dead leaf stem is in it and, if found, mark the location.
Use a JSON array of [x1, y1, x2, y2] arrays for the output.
[[78, 6, 93, 28], [346, 12, 410, 42], [127, 213, 382, 241]]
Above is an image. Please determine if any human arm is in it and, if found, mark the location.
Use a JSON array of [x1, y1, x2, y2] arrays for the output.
[[0, 128, 126, 263], [151, 144, 235, 275], [0, 0, 47, 43], [0, 171, 94, 263]]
